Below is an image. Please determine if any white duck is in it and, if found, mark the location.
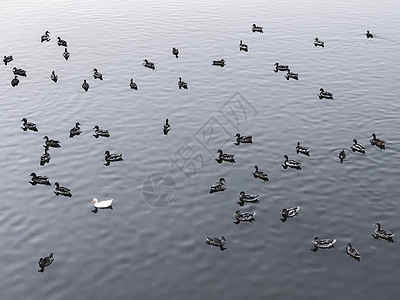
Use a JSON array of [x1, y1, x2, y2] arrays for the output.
[[91, 198, 113, 208]]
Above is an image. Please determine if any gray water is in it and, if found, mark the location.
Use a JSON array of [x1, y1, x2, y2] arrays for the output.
[[1, 0, 400, 299]]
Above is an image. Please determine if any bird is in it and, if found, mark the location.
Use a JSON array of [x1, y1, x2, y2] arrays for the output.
[[216, 149, 235, 163], [212, 59, 225, 67], [43, 136, 61, 148], [318, 88, 333, 100], [163, 119, 171, 135], [205, 236, 226, 251], [366, 30, 373, 38], [252, 24, 263, 33], [41, 31, 51, 42], [63, 48, 70, 60], [29, 173, 50, 186], [38, 253, 54, 272], [373, 223, 394, 239], [351, 139, 365, 154], [93, 125, 110, 138], [51, 71, 58, 83], [281, 207, 300, 219], [338, 148, 346, 163], [54, 182, 72, 197], [57, 37, 67, 47], [285, 69, 298, 80], [93, 68, 103, 80], [237, 191, 259, 206], [172, 47, 179, 58], [13, 67, 27, 77], [130, 78, 137, 90], [3, 55, 13, 65], [314, 37, 324, 47], [370, 133, 385, 149], [239, 40, 248, 52], [40, 146, 51, 165], [234, 210, 256, 224], [312, 237, 336, 249], [178, 77, 188, 89], [345, 243, 361, 260], [296, 142, 310, 156], [274, 62, 289, 72], [235, 133, 252, 145], [11, 75, 19, 87], [210, 178, 226, 194], [91, 198, 113, 208], [82, 79, 89, 92], [69, 122, 81, 138], [253, 165, 269, 181], [143, 59, 155, 69], [104, 151, 123, 166], [282, 155, 301, 170], [21, 118, 38, 131]]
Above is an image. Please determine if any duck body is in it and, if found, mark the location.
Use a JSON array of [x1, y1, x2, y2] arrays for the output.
[[351, 139, 365, 154], [91, 198, 113, 208], [212, 59, 225, 67], [234, 210, 256, 224], [143, 59, 155, 69], [93, 68, 103, 80], [172, 47, 179, 58], [41, 31, 51, 42], [205, 236, 226, 250], [312, 237, 336, 248], [40, 146, 51, 165], [38, 253, 54, 272], [216, 149, 235, 163], [3, 55, 13, 65], [51, 71, 58, 83], [285, 69, 298, 80], [130, 79, 138, 90], [93, 125, 110, 138], [29, 172, 50, 186], [374, 223, 394, 239], [296, 142, 309, 156], [11, 76, 19, 87], [63, 48, 70, 60], [54, 182, 72, 197], [21, 118, 38, 131], [178, 77, 188, 89], [314, 37, 324, 47], [366, 30, 373, 38], [163, 119, 171, 134], [281, 207, 299, 219], [235, 133, 252, 145], [237, 191, 259, 205], [282, 155, 301, 170], [338, 148, 346, 163], [210, 178, 226, 194], [57, 37, 68, 47], [253, 165, 269, 181], [82, 79, 89, 91], [274, 62, 289, 72], [69, 122, 81, 138], [239, 40, 248, 52], [345, 243, 361, 260], [43, 136, 61, 148], [252, 24, 263, 33], [104, 151, 123, 165], [13, 67, 27, 77], [319, 88, 333, 100], [370, 133, 385, 149]]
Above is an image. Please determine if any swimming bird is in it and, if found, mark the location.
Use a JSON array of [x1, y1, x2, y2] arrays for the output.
[[370, 133, 385, 149], [239, 40, 248, 52], [212, 59, 225, 67], [38, 253, 54, 272], [318, 88, 333, 100], [351, 139, 365, 154], [57, 37, 67, 47], [13, 67, 27, 77], [252, 24, 263, 33], [285, 69, 298, 80], [235, 133, 252, 145], [253, 165, 269, 181], [93, 68, 103, 80], [338, 148, 346, 163], [43, 136, 61, 148], [41, 31, 51, 42], [3, 55, 13, 65], [21, 118, 38, 131], [178, 77, 188, 89], [82, 79, 89, 91], [314, 37, 324, 47], [281, 207, 300, 220], [274, 62, 289, 72], [29, 172, 50, 186], [130, 78, 137, 90], [205, 236, 226, 251], [237, 191, 259, 206], [366, 30, 373, 38], [312, 237, 336, 249], [69, 122, 81, 138], [93, 125, 110, 138], [63, 48, 70, 60], [104, 151, 123, 166], [40, 146, 51, 165], [51, 71, 58, 83], [91, 198, 113, 208], [172, 47, 179, 58], [210, 178, 226, 194], [216, 149, 235, 164], [282, 155, 301, 170], [143, 59, 155, 69], [234, 210, 256, 224], [163, 119, 171, 135], [345, 243, 361, 260], [11, 75, 19, 87], [296, 142, 310, 156], [54, 182, 72, 197], [373, 223, 394, 239]]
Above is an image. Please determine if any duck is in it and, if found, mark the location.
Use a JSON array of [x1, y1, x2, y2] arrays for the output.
[[172, 47, 179, 58], [40, 146, 51, 165], [93, 125, 110, 138], [338, 148, 346, 163], [41, 31, 51, 42], [82, 79, 89, 92], [212, 59, 225, 67], [234, 210, 256, 224], [312, 237, 336, 249], [69, 122, 81, 138], [252, 24, 263, 33], [91, 197, 113, 208], [345, 243, 361, 260], [282, 155, 301, 170], [314, 37, 324, 47], [239, 40, 248, 52], [130, 78, 137, 90], [178, 77, 188, 89], [274, 62, 289, 72], [104, 151, 123, 165], [93, 68, 103, 80], [237, 191, 259, 206], [38, 253, 54, 272], [29, 172, 50, 186], [13, 67, 27, 77], [370, 133, 385, 149], [253, 165, 269, 181], [43, 136, 61, 148], [63, 48, 70, 60], [281, 207, 300, 219], [51, 71, 58, 83], [235, 133, 252, 145], [54, 182, 72, 197], [285, 69, 298, 80], [205, 236, 226, 250], [21, 118, 38, 131], [3, 55, 13, 65], [318, 88, 333, 100], [210, 178, 226, 194], [366, 30, 373, 38], [57, 37, 68, 47], [11, 75, 19, 87], [143, 59, 155, 70], [216, 149, 235, 163], [296, 142, 310, 156], [163, 119, 171, 134], [351, 139, 365, 154], [373, 223, 394, 239]]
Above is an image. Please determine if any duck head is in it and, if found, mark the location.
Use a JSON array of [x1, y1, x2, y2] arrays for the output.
[[91, 198, 98, 204], [30, 172, 37, 177], [312, 237, 319, 243], [353, 139, 358, 144], [219, 178, 226, 183], [21, 118, 27, 123], [297, 142, 301, 147], [165, 119, 169, 125], [283, 155, 289, 160], [372, 133, 377, 139], [93, 68, 98, 72], [374, 223, 381, 229], [143, 59, 148, 63], [254, 165, 259, 171], [281, 208, 288, 216], [320, 88, 324, 93], [252, 24, 256, 27], [54, 182, 59, 188], [235, 133, 241, 138], [43, 136, 49, 141], [217, 149, 223, 155], [238, 191, 245, 196], [93, 125, 99, 130], [75, 122, 81, 127], [104, 151, 110, 156]]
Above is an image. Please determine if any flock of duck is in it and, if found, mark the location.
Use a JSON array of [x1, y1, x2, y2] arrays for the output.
[[7, 26, 386, 272]]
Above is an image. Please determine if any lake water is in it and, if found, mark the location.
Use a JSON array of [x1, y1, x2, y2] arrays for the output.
[[1, 0, 400, 299]]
